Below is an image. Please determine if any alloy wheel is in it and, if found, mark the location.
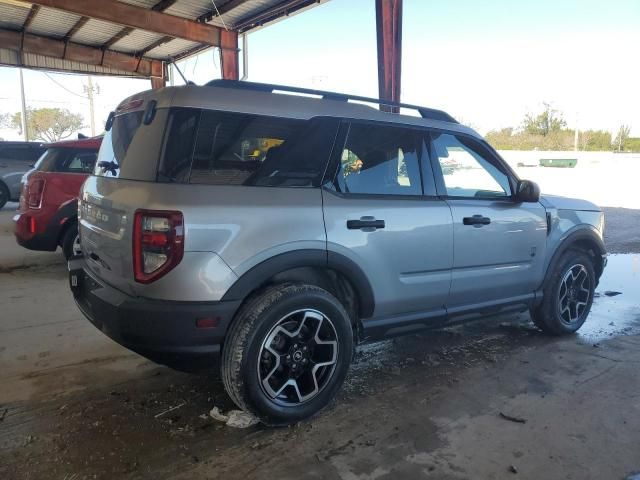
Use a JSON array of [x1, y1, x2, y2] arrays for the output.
[[258, 309, 338, 406], [72, 234, 82, 256], [557, 264, 591, 324]]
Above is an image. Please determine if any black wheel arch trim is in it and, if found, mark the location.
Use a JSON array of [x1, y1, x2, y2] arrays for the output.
[[221, 249, 375, 319], [52, 199, 80, 243], [542, 226, 606, 286]]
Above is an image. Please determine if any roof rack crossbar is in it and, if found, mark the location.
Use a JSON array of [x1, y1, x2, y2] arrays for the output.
[[205, 79, 458, 124]]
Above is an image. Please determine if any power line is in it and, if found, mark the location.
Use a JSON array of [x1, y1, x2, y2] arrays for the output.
[[43, 72, 87, 99]]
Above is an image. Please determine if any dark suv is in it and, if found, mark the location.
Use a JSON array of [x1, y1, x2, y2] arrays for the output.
[[0, 141, 46, 209], [69, 80, 606, 425]]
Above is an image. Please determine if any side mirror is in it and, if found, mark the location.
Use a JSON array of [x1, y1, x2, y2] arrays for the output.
[[515, 179, 540, 203]]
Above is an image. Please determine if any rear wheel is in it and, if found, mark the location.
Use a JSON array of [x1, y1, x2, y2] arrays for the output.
[[222, 284, 353, 425], [531, 250, 595, 335], [61, 224, 81, 260], [0, 182, 9, 210]]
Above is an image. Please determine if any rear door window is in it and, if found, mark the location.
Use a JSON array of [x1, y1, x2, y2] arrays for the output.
[[334, 122, 426, 196], [159, 108, 338, 187], [35, 148, 97, 173]]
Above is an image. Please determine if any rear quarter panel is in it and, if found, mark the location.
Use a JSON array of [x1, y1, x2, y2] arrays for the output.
[[81, 177, 325, 301]]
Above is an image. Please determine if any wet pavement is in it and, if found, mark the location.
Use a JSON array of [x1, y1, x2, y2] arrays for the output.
[[1, 201, 640, 479]]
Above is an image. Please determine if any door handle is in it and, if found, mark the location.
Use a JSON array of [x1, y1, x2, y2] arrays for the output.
[[347, 217, 385, 230], [463, 214, 491, 227]]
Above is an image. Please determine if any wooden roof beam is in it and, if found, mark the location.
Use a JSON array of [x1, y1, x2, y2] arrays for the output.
[[22, 4, 40, 29], [64, 16, 89, 41], [0, 28, 164, 77], [22, 0, 222, 46]]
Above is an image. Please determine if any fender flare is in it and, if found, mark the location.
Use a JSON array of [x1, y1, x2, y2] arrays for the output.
[[221, 249, 376, 318], [543, 226, 606, 284], [52, 198, 79, 243]]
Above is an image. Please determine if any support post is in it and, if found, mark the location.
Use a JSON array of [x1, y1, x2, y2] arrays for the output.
[[375, 0, 402, 111], [86, 76, 96, 136], [150, 61, 167, 89], [19, 68, 28, 141], [220, 30, 239, 80]]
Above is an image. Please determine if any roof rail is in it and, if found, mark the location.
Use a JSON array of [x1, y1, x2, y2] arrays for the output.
[[205, 79, 458, 124]]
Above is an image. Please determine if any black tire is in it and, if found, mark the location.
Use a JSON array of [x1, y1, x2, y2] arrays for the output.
[[0, 181, 9, 210], [222, 283, 353, 426], [61, 223, 80, 260], [531, 249, 596, 335]]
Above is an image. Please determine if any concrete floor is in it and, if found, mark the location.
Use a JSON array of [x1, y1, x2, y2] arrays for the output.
[[1, 202, 639, 480]]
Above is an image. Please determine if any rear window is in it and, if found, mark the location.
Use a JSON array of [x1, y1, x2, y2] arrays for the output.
[[158, 108, 338, 187], [94, 111, 144, 177], [35, 148, 97, 173]]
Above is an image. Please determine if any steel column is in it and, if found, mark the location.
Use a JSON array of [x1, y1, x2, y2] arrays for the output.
[[375, 0, 402, 111], [220, 30, 240, 80], [150, 62, 167, 89]]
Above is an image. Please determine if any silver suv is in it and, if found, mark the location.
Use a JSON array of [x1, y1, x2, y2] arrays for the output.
[[69, 80, 607, 425]]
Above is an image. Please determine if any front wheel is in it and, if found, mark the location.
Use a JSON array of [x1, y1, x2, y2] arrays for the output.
[[531, 249, 596, 335], [221, 284, 353, 425]]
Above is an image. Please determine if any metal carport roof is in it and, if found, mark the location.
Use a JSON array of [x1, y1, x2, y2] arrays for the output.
[[0, 0, 329, 80]]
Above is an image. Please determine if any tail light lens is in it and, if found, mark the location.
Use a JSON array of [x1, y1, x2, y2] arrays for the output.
[[27, 178, 45, 209], [133, 210, 184, 284]]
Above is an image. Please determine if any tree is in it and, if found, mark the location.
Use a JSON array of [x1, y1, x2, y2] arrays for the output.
[[613, 125, 631, 152], [625, 137, 640, 152], [580, 130, 612, 151], [11, 107, 85, 142], [522, 102, 566, 136]]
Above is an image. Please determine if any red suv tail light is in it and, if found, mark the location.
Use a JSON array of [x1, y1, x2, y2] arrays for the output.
[[133, 210, 184, 284], [27, 178, 45, 209]]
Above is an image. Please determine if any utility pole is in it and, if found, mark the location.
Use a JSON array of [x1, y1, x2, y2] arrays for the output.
[[573, 112, 579, 151], [84, 76, 98, 136], [19, 68, 28, 141]]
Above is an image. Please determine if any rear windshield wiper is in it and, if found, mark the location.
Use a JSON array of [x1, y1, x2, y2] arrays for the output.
[[97, 160, 119, 175]]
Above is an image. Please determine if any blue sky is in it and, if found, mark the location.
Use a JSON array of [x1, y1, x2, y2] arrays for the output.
[[1, 0, 638, 140]]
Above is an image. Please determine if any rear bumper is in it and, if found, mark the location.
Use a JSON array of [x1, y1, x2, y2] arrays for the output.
[[68, 257, 241, 370], [13, 212, 60, 251]]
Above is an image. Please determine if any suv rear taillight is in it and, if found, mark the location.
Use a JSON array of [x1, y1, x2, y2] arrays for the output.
[[133, 210, 184, 284], [27, 178, 45, 209]]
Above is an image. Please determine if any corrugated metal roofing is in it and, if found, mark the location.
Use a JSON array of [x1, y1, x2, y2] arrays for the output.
[[146, 38, 202, 59], [0, 0, 328, 76], [209, 0, 277, 28], [71, 19, 124, 46], [117, 0, 159, 8], [27, 6, 82, 38], [110, 29, 165, 53], [165, 0, 211, 20], [0, 3, 30, 29]]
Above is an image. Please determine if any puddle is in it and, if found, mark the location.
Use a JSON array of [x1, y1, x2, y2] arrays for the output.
[[577, 253, 640, 342]]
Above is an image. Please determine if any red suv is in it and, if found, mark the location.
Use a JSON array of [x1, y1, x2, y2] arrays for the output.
[[14, 136, 101, 259]]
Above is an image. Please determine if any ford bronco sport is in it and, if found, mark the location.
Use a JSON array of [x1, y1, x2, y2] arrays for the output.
[[68, 80, 606, 425]]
